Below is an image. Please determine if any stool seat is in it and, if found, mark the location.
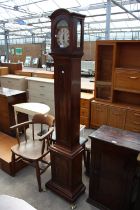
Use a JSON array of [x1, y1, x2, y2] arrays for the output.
[[0, 195, 37, 210]]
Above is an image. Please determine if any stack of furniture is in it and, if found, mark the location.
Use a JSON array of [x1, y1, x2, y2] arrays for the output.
[[0, 74, 94, 125], [0, 74, 28, 91], [91, 40, 140, 132]]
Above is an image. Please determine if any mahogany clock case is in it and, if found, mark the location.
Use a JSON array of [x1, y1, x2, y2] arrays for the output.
[[49, 8, 85, 56]]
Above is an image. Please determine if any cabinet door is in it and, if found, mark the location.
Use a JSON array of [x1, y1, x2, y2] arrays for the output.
[[90, 102, 108, 127], [125, 109, 140, 133], [108, 106, 126, 129]]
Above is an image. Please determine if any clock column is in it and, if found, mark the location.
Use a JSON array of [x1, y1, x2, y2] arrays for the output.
[[46, 9, 86, 203]]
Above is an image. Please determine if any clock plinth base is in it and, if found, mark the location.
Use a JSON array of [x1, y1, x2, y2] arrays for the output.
[[46, 145, 86, 203], [46, 180, 85, 203]]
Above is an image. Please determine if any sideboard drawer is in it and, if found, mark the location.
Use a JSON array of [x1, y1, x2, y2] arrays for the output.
[[80, 99, 90, 109], [114, 69, 140, 92], [80, 108, 89, 118], [0, 75, 27, 91]]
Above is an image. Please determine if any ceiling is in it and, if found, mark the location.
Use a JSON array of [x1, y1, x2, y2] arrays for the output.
[[0, 0, 140, 42]]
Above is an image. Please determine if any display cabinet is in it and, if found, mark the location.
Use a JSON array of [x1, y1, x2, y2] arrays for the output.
[[95, 42, 115, 102], [91, 40, 140, 132]]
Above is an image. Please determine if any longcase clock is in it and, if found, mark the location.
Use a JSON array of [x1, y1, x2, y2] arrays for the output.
[[46, 8, 86, 203]]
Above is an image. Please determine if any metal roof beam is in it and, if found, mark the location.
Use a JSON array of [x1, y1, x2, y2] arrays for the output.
[[87, 9, 140, 18], [111, 0, 140, 21]]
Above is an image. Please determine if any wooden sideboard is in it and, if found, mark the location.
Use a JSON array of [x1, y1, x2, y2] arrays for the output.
[[0, 67, 9, 76], [0, 63, 22, 74], [91, 40, 140, 132], [15, 69, 54, 79], [88, 125, 140, 210], [0, 74, 28, 91], [0, 87, 28, 135], [27, 77, 55, 115]]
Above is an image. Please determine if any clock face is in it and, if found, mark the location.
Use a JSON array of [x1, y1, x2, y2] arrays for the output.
[[56, 20, 70, 48], [57, 27, 69, 48]]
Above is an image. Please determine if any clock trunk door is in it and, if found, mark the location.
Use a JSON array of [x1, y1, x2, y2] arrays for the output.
[[54, 56, 81, 150]]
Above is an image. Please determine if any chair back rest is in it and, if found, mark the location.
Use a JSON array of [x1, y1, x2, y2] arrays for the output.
[[32, 114, 55, 127]]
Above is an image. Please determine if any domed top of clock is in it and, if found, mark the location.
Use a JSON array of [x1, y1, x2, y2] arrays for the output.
[[49, 8, 85, 56]]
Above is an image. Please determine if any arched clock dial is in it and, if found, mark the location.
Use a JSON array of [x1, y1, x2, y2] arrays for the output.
[[55, 20, 70, 48], [57, 27, 69, 48]]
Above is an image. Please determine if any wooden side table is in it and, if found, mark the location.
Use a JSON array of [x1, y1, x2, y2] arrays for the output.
[[0, 87, 28, 135]]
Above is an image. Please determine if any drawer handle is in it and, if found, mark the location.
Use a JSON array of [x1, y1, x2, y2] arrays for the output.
[[40, 94, 44, 96], [40, 85, 45, 88], [95, 108, 101, 111], [128, 76, 139, 79], [134, 113, 140, 117], [112, 112, 120, 115], [133, 121, 140, 125]]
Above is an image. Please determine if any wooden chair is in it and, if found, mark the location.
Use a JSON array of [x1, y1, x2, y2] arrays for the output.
[[10, 114, 55, 192]]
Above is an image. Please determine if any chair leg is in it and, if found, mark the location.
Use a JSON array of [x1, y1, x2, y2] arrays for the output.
[[85, 148, 91, 176], [35, 161, 42, 192], [82, 145, 86, 168], [11, 151, 16, 176]]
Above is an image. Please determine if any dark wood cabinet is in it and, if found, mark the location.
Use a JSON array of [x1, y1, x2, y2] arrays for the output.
[[0, 87, 28, 135], [88, 125, 140, 210]]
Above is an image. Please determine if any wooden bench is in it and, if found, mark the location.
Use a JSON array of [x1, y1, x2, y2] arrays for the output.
[[0, 132, 26, 175]]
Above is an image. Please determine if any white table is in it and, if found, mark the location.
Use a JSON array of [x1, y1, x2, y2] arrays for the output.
[[0, 195, 37, 210], [13, 102, 50, 124], [52, 124, 86, 142]]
